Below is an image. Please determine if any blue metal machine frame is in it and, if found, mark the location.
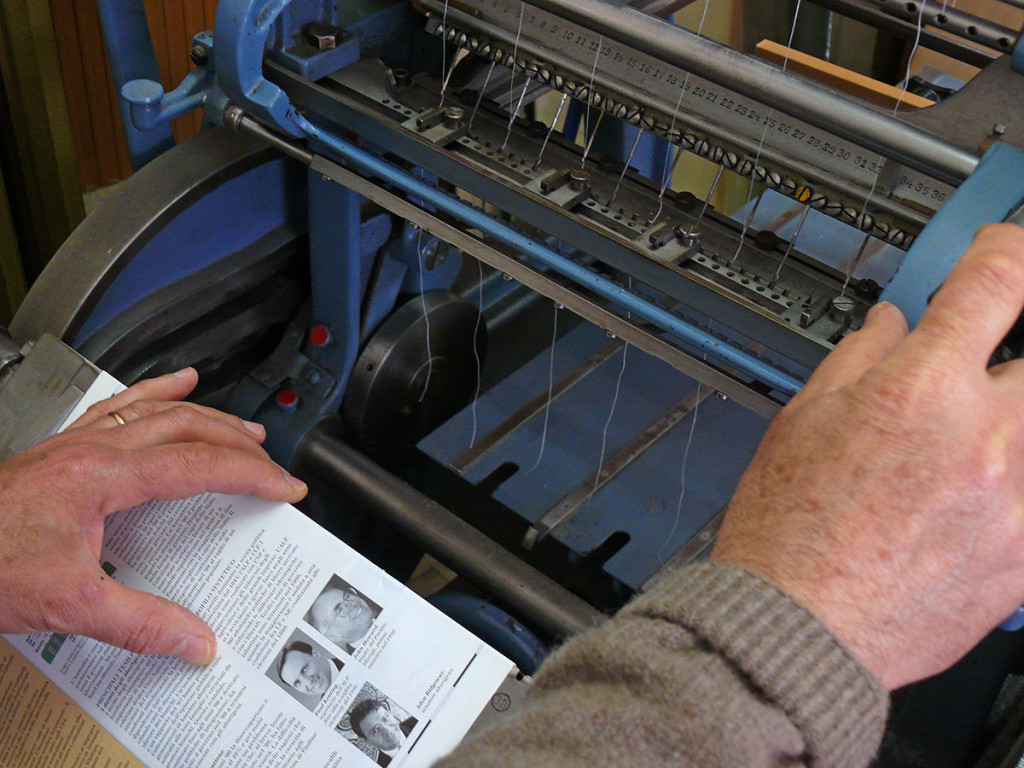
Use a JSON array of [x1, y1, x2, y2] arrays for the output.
[[90, 0, 1024, 633]]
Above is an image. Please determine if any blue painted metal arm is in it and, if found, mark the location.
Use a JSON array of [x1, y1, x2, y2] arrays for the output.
[[95, 0, 175, 169], [122, 66, 215, 132]]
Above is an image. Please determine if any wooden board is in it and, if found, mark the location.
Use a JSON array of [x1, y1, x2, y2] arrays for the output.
[[755, 39, 935, 109]]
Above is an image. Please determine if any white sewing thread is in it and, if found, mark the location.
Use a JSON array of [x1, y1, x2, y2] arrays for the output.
[[650, 0, 713, 225], [581, 35, 604, 168], [841, 0, 926, 294], [658, 383, 703, 565], [587, 342, 628, 504], [528, 303, 560, 472], [439, 0, 451, 107], [731, 0, 804, 263], [609, 128, 646, 208], [502, 78, 532, 150], [770, 203, 811, 287], [500, 2, 528, 149], [533, 92, 569, 170], [469, 259, 484, 448], [581, 111, 605, 168], [417, 228, 434, 402], [468, 60, 497, 135], [695, 165, 724, 227]]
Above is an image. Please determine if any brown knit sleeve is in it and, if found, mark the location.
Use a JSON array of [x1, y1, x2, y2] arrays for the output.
[[433, 562, 888, 768]]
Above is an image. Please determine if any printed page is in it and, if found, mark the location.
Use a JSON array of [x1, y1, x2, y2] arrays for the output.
[[0, 637, 146, 768], [58, 370, 125, 427], [6, 373, 514, 768]]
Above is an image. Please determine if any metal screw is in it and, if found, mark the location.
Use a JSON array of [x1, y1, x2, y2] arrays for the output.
[[569, 169, 590, 191], [676, 225, 702, 248], [829, 295, 856, 321], [605, 329, 617, 339], [444, 106, 465, 129], [189, 45, 209, 66], [715, 391, 729, 401]]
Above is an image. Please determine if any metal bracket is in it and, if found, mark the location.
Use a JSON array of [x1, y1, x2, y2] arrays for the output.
[[212, 0, 313, 136], [0, 334, 99, 462]]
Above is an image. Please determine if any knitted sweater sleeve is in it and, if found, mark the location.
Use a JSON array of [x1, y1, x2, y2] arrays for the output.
[[434, 562, 888, 768]]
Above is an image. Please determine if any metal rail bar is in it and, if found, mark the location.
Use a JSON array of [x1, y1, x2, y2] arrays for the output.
[[808, 0, 997, 68], [518, 0, 980, 184], [293, 426, 607, 638], [863, 0, 1019, 55], [526, 385, 713, 545]]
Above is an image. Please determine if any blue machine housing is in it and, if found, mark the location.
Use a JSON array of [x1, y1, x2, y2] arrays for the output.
[[67, 0, 1024, 654]]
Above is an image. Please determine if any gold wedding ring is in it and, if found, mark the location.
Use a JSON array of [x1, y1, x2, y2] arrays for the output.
[[109, 411, 127, 426]]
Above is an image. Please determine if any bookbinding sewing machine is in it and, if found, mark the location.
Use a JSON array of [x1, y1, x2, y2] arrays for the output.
[[7, 0, 1024, 764]]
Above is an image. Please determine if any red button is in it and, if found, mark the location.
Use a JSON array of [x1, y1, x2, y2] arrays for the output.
[[310, 325, 332, 347], [276, 389, 298, 410]]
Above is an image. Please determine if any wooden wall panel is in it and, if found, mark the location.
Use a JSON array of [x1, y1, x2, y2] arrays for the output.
[[49, 0, 215, 190]]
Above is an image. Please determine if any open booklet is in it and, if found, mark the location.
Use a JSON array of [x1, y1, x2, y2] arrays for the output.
[[1, 371, 514, 768]]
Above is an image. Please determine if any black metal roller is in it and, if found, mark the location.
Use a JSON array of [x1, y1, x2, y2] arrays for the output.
[[342, 291, 487, 464]]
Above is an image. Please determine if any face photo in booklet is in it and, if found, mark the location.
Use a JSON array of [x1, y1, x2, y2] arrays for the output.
[[337, 682, 419, 767], [304, 575, 384, 656], [267, 628, 345, 709]]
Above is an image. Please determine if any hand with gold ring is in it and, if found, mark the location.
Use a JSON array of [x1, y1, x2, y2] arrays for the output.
[[0, 367, 307, 665]]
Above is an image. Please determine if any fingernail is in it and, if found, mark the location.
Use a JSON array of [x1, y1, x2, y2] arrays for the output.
[[173, 636, 214, 665], [173, 367, 196, 379], [243, 420, 265, 436], [283, 469, 308, 493], [866, 301, 893, 321]]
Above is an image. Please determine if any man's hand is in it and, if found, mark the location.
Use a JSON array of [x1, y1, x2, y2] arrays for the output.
[[713, 223, 1024, 690], [0, 368, 307, 664]]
